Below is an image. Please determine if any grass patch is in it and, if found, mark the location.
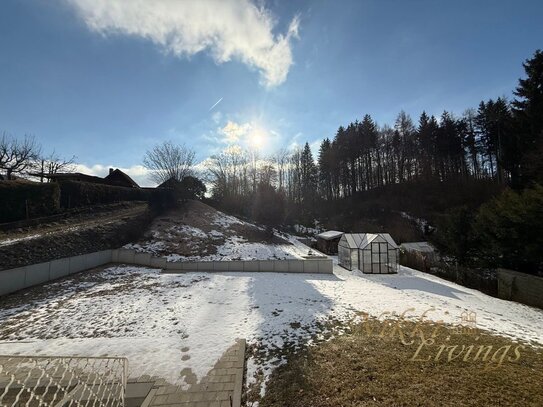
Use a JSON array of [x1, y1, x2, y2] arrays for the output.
[[259, 318, 543, 407]]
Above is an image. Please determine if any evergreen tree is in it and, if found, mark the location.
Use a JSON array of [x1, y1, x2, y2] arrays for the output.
[[394, 111, 416, 182], [476, 185, 543, 273], [317, 138, 333, 200], [300, 142, 318, 205], [359, 114, 378, 189], [417, 111, 435, 180], [461, 109, 481, 179], [512, 49, 543, 186]]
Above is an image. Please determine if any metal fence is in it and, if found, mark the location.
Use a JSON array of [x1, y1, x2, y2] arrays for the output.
[[0, 355, 127, 407]]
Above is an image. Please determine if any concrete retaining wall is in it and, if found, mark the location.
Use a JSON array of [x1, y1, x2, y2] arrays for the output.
[[0, 250, 112, 297], [0, 248, 333, 297], [111, 248, 333, 274], [497, 268, 543, 309]]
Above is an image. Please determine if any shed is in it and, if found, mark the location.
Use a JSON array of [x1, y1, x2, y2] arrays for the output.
[[401, 242, 436, 255], [316, 230, 343, 254], [338, 233, 399, 274], [400, 241, 438, 267]]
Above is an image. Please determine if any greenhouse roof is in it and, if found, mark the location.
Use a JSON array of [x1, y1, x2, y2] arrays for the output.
[[340, 233, 398, 250]]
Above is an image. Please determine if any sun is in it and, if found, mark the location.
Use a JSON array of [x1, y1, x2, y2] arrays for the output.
[[249, 127, 267, 150]]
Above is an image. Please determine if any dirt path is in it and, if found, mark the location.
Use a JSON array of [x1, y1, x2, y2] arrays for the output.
[[0, 202, 148, 247]]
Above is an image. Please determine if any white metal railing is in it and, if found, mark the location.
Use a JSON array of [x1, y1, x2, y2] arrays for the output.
[[0, 355, 127, 407]]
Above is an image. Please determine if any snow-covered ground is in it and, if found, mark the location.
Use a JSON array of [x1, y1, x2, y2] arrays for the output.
[[165, 237, 309, 262], [126, 232, 310, 262], [0, 262, 542, 394], [293, 223, 322, 236], [399, 210, 434, 233], [124, 207, 311, 261], [0, 233, 43, 247]]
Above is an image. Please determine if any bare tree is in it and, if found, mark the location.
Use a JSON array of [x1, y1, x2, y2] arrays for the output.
[[206, 145, 247, 199], [273, 148, 290, 191], [143, 141, 195, 184], [35, 150, 77, 182], [0, 133, 41, 180], [258, 160, 278, 186], [0, 134, 8, 174]]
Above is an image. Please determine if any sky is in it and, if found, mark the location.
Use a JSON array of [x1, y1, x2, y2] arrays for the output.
[[1, 0, 542, 186]]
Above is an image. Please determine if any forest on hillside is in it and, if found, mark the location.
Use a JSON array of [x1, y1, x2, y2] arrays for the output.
[[206, 50, 543, 275]]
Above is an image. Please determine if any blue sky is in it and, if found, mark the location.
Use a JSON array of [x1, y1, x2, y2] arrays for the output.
[[1, 0, 542, 186]]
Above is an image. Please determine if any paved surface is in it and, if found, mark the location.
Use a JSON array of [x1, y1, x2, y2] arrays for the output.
[[131, 339, 245, 407]]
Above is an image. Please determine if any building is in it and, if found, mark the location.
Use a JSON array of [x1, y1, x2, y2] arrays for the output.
[[42, 172, 106, 184], [43, 168, 139, 188], [400, 241, 437, 272], [400, 242, 436, 260], [104, 168, 140, 188], [316, 230, 343, 254], [338, 233, 399, 274]]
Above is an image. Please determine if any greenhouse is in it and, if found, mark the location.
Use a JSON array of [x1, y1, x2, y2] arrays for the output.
[[338, 233, 399, 274]]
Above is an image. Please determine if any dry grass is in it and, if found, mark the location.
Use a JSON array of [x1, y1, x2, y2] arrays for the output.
[[133, 200, 289, 258], [259, 319, 543, 407]]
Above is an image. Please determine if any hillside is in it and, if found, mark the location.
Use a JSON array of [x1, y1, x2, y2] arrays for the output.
[[316, 178, 504, 243], [125, 200, 311, 261], [0, 202, 151, 270]]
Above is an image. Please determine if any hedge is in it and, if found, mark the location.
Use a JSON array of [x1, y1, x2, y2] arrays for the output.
[[0, 180, 60, 223], [0, 181, 177, 224], [59, 181, 150, 208]]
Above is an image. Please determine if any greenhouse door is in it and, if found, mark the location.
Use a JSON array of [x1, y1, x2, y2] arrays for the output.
[[370, 242, 389, 273], [338, 246, 351, 270]]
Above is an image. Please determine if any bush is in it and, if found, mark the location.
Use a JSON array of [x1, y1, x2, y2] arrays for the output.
[[475, 184, 543, 274], [148, 187, 176, 212], [252, 183, 286, 233], [0, 180, 60, 223], [59, 181, 150, 208], [432, 206, 476, 265], [178, 176, 206, 200]]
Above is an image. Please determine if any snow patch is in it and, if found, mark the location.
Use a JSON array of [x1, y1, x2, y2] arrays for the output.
[[1, 263, 541, 394], [0, 234, 42, 247]]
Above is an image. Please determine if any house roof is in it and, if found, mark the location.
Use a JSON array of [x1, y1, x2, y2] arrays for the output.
[[104, 169, 140, 188], [42, 169, 140, 188], [339, 233, 398, 249], [42, 172, 106, 184], [316, 230, 344, 240]]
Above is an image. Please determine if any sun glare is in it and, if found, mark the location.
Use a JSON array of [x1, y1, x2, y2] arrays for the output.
[[249, 127, 267, 149]]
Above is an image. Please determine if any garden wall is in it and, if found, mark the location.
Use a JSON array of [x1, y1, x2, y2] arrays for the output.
[[0, 250, 112, 296], [0, 248, 333, 297], [111, 248, 333, 274], [497, 268, 543, 310]]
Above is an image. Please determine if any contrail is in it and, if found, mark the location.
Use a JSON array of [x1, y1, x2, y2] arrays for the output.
[[208, 97, 223, 112]]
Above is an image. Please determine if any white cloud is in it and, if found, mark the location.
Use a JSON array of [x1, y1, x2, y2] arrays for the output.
[[67, 0, 300, 87], [218, 119, 283, 152], [220, 120, 253, 144]]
